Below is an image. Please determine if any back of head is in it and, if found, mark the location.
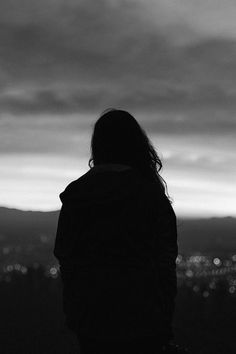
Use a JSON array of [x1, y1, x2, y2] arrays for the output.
[[89, 109, 171, 200]]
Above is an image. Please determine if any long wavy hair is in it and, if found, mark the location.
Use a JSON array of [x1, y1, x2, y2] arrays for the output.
[[88, 109, 172, 202]]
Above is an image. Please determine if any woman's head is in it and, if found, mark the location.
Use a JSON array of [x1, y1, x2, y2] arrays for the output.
[[89, 109, 171, 199]]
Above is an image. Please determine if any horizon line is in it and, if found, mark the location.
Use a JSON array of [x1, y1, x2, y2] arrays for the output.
[[0, 204, 235, 220]]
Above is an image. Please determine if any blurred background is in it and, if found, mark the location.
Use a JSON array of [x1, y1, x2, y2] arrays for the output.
[[0, 0, 236, 353]]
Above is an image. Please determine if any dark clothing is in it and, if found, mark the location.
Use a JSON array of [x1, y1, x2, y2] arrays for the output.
[[54, 164, 178, 345], [78, 335, 165, 354]]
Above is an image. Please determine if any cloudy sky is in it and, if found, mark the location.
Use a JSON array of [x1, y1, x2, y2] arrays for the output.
[[1, 0, 236, 217]]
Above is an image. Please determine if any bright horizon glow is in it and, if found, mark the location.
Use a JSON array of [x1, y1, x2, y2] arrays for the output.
[[1, 130, 236, 218]]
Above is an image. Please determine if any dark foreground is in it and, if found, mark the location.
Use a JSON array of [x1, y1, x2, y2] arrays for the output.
[[0, 266, 235, 354]]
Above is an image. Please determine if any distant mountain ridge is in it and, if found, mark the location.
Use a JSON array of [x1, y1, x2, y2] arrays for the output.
[[0, 206, 235, 255], [0, 206, 59, 245]]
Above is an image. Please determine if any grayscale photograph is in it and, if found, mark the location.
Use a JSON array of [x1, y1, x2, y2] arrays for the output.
[[0, 1, 235, 353]]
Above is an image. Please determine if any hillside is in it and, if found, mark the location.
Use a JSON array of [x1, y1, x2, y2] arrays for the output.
[[0, 207, 235, 255]]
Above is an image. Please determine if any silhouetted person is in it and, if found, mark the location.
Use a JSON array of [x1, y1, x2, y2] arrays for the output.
[[54, 109, 178, 354]]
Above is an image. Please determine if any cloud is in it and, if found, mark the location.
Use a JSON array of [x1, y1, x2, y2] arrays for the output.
[[0, 88, 108, 114], [0, 114, 92, 155], [0, 0, 236, 102], [1, 83, 236, 137], [0, 0, 159, 85], [140, 0, 236, 42], [0, 0, 236, 135]]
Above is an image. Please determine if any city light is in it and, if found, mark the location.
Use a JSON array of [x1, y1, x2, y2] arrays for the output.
[[229, 286, 236, 294], [203, 291, 209, 298], [213, 258, 222, 266], [0, 248, 236, 298]]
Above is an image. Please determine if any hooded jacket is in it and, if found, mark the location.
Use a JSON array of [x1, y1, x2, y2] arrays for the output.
[[54, 164, 178, 343]]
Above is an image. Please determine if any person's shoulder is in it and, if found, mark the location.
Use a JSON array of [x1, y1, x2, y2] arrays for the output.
[[59, 170, 92, 201]]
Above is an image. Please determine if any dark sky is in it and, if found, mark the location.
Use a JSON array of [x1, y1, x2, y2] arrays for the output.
[[1, 0, 236, 216]]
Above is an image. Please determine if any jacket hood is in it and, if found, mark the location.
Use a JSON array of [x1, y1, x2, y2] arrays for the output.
[[59, 164, 145, 206]]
